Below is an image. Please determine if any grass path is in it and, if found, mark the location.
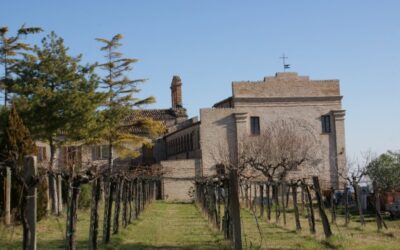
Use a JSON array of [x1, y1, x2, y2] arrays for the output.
[[105, 202, 230, 250], [0, 201, 230, 250]]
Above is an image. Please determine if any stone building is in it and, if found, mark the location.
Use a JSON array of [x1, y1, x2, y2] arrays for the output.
[[34, 72, 346, 202], [158, 72, 346, 201]]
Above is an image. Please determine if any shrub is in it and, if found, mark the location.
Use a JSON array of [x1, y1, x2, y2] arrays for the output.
[[78, 183, 92, 209]]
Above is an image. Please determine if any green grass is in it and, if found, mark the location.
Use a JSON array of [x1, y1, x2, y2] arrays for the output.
[[1, 201, 400, 250], [240, 205, 400, 250], [106, 202, 230, 250], [0, 201, 230, 250]]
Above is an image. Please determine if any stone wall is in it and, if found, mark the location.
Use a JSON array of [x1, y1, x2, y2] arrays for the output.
[[233, 72, 340, 98], [200, 72, 346, 189], [200, 108, 237, 177], [161, 159, 201, 202]]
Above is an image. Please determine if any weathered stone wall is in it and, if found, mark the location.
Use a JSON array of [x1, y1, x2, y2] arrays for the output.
[[201, 72, 346, 189], [200, 108, 237, 177], [233, 72, 340, 98], [161, 159, 201, 201]]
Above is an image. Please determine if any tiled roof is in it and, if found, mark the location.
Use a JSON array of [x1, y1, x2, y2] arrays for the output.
[[129, 109, 178, 122], [125, 108, 187, 136]]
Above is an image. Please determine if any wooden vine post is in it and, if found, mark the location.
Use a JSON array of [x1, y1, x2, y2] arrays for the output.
[[113, 177, 123, 234], [291, 181, 301, 231], [353, 182, 366, 226], [273, 183, 281, 223], [89, 176, 102, 250], [23, 155, 38, 250], [66, 175, 90, 250], [344, 184, 350, 226], [281, 182, 287, 225], [229, 171, 242, 250], [312, 176, 332, 238], [4, 166, 11, 225], [372, 181, 387, 231], [330, 187, 337, 224], [103, 178, 114, 243], [302, 179, 316, 234], [266, 183, 271, 221], [259, 184, 264, 217]]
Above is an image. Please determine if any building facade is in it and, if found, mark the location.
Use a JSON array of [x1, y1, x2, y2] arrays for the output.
[[34, 72, 346, 202], [160, 72, 346, 201]]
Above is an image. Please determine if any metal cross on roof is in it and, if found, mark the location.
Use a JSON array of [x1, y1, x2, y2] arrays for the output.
[[280, 53, 290, 72]]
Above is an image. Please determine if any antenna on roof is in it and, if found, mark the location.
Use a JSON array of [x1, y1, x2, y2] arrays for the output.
[[280, 53, 290, 72]]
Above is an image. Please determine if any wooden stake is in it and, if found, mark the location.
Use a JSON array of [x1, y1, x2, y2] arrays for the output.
[[23, 156, 37, 250], [4, 167, 11, 225], [312, 176, 332, 238]]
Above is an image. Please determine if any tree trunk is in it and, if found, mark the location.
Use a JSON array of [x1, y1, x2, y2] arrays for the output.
[[122, 179, 128, 228], [344, 185, 350, 226], [303, 181, 316, 234], [292, 182, 301, 231], [66, 179, 81, 250], [285, 184, 290, 209], [281, 182, 287, 225], [353, 184, 366, 226], [266, 183, 271, 221], [253, 184, 257, 214], [89, 177, 102, 250], [245, 184, 249, 208], [4, 167, 11, 225], [23, 156, 37, 250], [330, 187, 336, 224], [49, 140, 59, 215], [372, 181, 387, 230], [229, 171, 242, 250], [128, 181, 133, 224], [57, 175, 63, 215], [300, 183, 305, 214], [113, 178, 122, 234], [102, 179, 114, 244], [312, 176, 332, 238], [259, 184, 264, 217], [274, 184, 280, 223]]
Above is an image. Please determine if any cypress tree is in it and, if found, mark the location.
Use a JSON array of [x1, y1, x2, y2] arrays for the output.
[[0, 104, 36, 169]]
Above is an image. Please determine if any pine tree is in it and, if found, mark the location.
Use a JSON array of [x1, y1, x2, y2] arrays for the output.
[[0, 25, 42, 106], [96, 34, 164, 243], [12, 32, 106, 214], [0, 104, 36, 167]]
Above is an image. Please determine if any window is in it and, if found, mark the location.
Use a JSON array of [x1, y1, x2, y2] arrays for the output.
[[216, 164, 226, 176], [250, 116, 260, 135], [37, 146, 47, 162], [92, 145, 110, 160], [321, 115, 331, 133], [63, 146, 82, 166], [189, 133, 194, 151]]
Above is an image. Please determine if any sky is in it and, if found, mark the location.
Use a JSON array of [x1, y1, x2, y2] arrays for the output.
[[1, 1, 399, 158]]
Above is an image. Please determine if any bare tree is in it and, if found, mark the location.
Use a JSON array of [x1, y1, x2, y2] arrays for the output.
[[339, 152, 376, 226], [244, 119, 318, 182]]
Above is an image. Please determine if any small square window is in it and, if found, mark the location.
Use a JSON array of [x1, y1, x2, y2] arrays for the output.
[[250, 116, 260, 135], [321, 115, 331, 133]]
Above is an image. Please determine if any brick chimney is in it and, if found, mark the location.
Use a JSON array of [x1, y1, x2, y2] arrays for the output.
[[171, 75, 183, 108]]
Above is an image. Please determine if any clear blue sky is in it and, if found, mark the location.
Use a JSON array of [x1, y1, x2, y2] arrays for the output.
[[2, 1, 399, 157]]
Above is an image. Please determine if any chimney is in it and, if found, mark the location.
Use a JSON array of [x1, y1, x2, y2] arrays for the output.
[[171, 75, 182, 108]]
